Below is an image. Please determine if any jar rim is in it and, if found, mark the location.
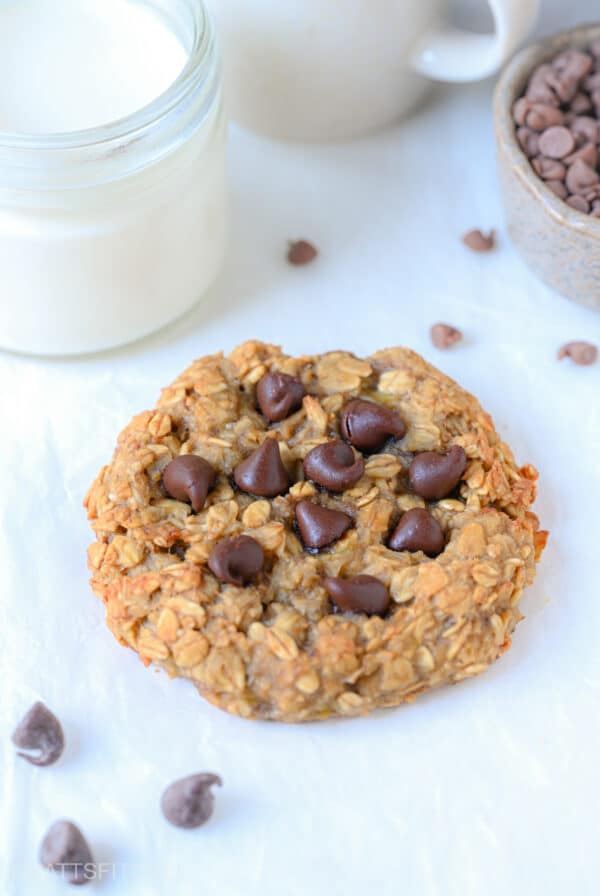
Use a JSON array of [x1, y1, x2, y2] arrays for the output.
[[0, 0, 211, 151]]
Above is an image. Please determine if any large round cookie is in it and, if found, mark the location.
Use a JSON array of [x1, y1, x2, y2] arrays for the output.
[[85, 342, 546, 721]]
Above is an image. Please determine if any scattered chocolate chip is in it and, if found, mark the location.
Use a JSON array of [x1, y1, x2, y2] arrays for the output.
[[557, 340, 598, 365], [340, 399, 405, 451], [12, 702, 64, 767], [324, 575, 390, 616], [234, 439, 289, 497], [462, 229, 496, 252], [208, 535, 264, 585], [409, 445, 467, 501], [39, 820, 95, 886], [303, 440, 364, 492], [163, 455, 215, 513], [161, 773, 222, 829], [295, 500, 352, 550], [430, 323, 463, 350], [256, 372, 305, 422], [287, 240, 318, 266], [388, 508, 445, 557]]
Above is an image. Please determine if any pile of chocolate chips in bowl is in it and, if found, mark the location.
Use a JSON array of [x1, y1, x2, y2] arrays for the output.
[[514, 42, 600, 215]]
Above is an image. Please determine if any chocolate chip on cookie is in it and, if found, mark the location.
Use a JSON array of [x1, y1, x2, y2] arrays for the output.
[[161, 773, 222, 829], [340, 399, 405, 451], [208, 535, 264, 586], [409, 445, 467, 501], [388, 508, 445, 557], [234, 439, 289, 497], [39, 820, 95, 886], [12, 701, 64, 767], [295, 500, 352, 550], [163, 455, 216, 513], [303, 440, 364, 492], [324, 575, 390, 616], [256, 372, 305, 422]]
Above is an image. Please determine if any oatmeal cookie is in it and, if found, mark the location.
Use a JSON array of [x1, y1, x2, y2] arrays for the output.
[[85, 342, 547, 722]]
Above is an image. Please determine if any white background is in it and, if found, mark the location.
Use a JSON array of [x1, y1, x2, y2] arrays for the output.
[[1, 1, 600, 894]]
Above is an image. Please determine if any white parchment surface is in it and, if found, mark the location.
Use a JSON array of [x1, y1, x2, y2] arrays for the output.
[[1, 14, 600, 894]]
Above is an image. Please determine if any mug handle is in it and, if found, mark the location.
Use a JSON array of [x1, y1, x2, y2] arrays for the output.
[[411, 0, 540, 81]]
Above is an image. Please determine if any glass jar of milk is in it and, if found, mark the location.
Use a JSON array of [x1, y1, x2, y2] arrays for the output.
[[0, 0, 227, 355]]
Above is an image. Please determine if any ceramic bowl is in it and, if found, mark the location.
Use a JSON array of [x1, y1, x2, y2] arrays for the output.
[[494, 24, 600, 311]]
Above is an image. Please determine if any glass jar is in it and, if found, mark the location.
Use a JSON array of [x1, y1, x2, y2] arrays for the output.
[[0, 0, 227, 356]]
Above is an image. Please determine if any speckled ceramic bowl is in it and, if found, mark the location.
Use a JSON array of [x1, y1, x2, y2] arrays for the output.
[[495, 24, 600, 310]]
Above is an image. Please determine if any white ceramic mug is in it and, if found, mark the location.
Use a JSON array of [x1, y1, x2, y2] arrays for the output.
[[205, 0, 539, 140]]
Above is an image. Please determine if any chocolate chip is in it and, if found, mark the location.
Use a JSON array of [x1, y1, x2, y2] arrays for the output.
[[287, 240, 318, 266], [571, 91, 593, 114], [525, 65, 560, 106], [557, 341, 598, 365], [161, 773, 222, 829], [571, 115, 599, 143], [430, 323, 463, 350], [234, 439, 289, 497], [584, 184, 600, 202], [532, 156, 566, 181], [340, 399, 405, 451], [39, 820, 95, 885], [584, 71, 600, 93], [388, 508, 445, 557], [546, 69, 579, 105], [12, 701, 64, 767], [208, 535, 264, 585], [516, 126, 539, 158], [566, 158, 599, 195], [323, 575, 390, 616], [303, 440, 364, 492], [546, 179, 568, 199], [512, 97, 532, 126], [409, 445, 467, 501], [554, 49, 593, 81], [564, 142, 598, 169], [525, 104, 564, 131], [462, 229, 495, 252], [538, 126, 576, 159], [566, 194, 590, 213], [163, 455, 216, 513], [295, 500, 352, 549], [256, 372, 305, 422]]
